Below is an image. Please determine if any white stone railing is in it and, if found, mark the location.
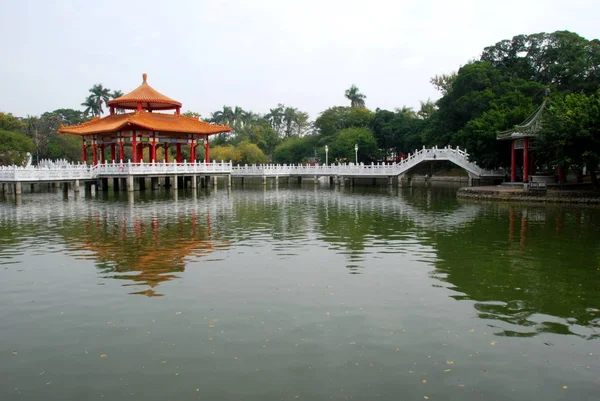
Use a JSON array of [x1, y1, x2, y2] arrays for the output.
[[232, 146, 504, 178], [0, 147, 503, 182], [92, 160, 233, 176]]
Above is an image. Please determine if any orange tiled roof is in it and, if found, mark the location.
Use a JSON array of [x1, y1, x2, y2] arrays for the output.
[[107, 73, 182, 110], [58, 112, 231, 135]]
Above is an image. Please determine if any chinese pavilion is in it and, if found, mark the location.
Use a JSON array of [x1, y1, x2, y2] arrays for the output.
[[496, 97, 547, 183], [58, 74, 231, 165]]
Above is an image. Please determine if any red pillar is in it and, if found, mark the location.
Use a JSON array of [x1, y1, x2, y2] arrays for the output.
[[82, 138, 87, 164], [190, 144, 196, 163], [119, 143, 124, 163], [100, 145, 105, 164], [523, 137, 529, 183], [110, 143, 116, 162], [558, 165, 564, 183], [151, 143, 156, 163], [137, 145, 144, 163], [205, 136, 209, 164], [132, 134, 137, 163], [176, 143, 182, 163], [510, 139, 516, 182], [92, 144, 98, 165]]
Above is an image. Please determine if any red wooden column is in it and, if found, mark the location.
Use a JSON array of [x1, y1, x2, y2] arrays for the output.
[[110, 143, 116, 162], [204, 136, 209, 164], [151, 143, 157, 163], [189, 144, 196, 163], [119, 143, 124, 163], [99, 145, 105, 164], [137, 145, 144, 162], [82, 138, 87, 164], [92, 143, 98, 165], [132, 133, 137, 163], [176, 143, 182, 163], [523, 137, 529, 183], [558, 165, 564, 183], [510, 139, 516, 182]]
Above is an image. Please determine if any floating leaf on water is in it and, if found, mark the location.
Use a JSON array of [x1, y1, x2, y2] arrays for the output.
[[161, 360, 167, 364], [12, 350, 18, 355], [39, 371, 46, 375], [422, 380, 427, 384], [100, 354, 107, 358], [175, 312, 182, 315], [446, 361, 454, 365], [562, 386, 568, 389], [208, 338, 214, 341], [490, 341, 497, 346], [424, 396, 429, 400], [394, 348, 400, 352], [234, 356, 239, 360], [209, 324, 215, 328], [443, 369, 452, 372], [457, 384, 465, 388]]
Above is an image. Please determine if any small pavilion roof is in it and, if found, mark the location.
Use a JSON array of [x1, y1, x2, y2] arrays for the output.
[[497, 98, 547, 141], [107, 73, 182, 111], [58, 112, 231, 136]]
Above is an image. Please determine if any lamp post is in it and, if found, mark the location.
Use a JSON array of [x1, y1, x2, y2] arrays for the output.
[[325, 145, 328, 166], [354, 143, 358, 164]]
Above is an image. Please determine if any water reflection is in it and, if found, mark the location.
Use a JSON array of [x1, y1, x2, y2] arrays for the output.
[[63, 210, 222, 296], [0, 186, 599, 338]]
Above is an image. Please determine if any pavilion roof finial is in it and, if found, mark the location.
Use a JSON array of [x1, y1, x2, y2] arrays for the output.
[[142, 73, 148, 84]]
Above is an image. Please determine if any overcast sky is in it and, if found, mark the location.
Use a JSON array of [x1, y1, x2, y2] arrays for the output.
[[0, 0, 597, 120]]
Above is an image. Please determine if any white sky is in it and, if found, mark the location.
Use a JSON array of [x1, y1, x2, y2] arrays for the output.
[[0, 0, 597, 120]]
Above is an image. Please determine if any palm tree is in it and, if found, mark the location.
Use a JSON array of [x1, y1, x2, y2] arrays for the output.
[[81, 95, 100, 118], [111, 90, 124, 114], [417, 99, 436, 120], [345, 85, 366, 108], [87, 84, 111, 116], [265, 105, 284, 136], [395, 106, 418, 119]]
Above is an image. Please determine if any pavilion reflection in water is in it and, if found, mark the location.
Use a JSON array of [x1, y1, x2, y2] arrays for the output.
[[65, 210, 226, 296]]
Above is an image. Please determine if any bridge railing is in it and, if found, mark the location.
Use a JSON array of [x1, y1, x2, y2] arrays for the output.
[[92, 160, 233, 176], [0, 164, 93, 182]]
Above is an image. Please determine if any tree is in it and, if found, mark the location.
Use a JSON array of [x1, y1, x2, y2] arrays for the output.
[[314, 106, 374, 140], [273, 137, 316, 164], [538, 90, 600, 187], [345, 84, 367, 108], [430, 73, 456, 95], [183, 111, 202, 118], [0, 112, 25, 131], [83, 84, 112, 117], [330, 127, 379, 163], [0, 129, 34, 165], [481, 31, 600, 94]]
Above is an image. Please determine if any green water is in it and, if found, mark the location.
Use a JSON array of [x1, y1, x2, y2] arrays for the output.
[[0, 185, 598, 400]]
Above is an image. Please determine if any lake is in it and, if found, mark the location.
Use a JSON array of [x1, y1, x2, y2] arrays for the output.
[[0, 184, 598, 400]]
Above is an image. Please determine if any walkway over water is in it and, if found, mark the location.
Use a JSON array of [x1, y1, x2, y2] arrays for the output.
[[0, 147, 503, 187]]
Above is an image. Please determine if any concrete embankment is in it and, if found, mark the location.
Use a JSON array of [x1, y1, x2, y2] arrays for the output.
[[457, 186, 600, 204]]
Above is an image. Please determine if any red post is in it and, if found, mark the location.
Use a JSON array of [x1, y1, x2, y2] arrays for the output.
[[190, 144, 196, 163], [511, 140, 516, 182], [138, 145, 144, 162], [132, 134, 137, 163], [176, 143, 182, 163], [82, 138, 87, 164], [558, 165, 564, 183], [111, 143, 116, 162], [151, 143, 156, 163], [99, 145, 105, 164], [205, 136, 209, 164], [119, 143, 124, 163], [92, 144, 98, 165], [523, 137, 529, 183]]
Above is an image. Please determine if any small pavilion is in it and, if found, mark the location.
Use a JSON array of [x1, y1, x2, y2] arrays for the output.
[[59, 73, 231, 165], [497, 98, 547, 183]]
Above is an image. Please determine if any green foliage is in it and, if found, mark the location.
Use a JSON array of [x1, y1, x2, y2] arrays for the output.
[[209, 142, 268, 165], [538, 90, 600, 185], [372, 108, 425, 158], [0, 112, 25, 131], [0, 129, 34, 165], [47, 134, 83, 162], [481, 31, 600, 94], [82, 83, 112, 117], [330, 127, 379, 163], [273, 137, 315, 164], [314, 106, 374, 140]]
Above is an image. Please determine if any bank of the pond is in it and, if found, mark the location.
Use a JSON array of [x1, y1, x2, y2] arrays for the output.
[[457, 185, 600, 204]]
